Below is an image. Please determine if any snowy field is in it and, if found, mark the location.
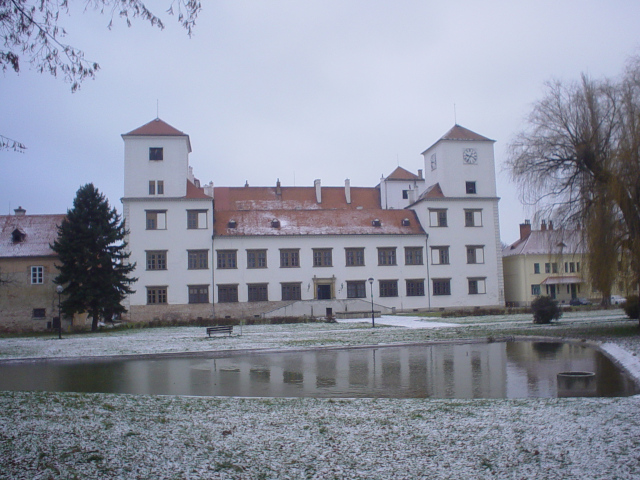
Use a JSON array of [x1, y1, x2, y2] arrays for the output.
[[1, 310, 640, 479]]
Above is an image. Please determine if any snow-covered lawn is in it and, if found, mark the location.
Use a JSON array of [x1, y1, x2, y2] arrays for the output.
[[1, 310, 640, 479]]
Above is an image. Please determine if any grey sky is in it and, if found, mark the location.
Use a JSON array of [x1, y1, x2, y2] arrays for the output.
[[1, 0, 639, 243]]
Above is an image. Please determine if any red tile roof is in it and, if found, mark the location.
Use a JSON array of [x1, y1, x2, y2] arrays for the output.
[[385, 166, 422, 181], [416, 183, 445, 201], [503, 229, 584, 257], [421, 124, 495, 154], [0, 214, 65, 258], [185, 180, 212, 199], [123, 118, 187, 137]]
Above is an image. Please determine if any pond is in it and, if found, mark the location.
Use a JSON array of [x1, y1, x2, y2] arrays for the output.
[[0, 341, 638, 398]]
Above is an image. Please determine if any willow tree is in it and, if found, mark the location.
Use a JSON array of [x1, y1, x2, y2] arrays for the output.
[[507, 59, 640, 304]]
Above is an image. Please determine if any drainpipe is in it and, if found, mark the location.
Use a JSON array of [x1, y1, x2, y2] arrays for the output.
[[211, 207, 216, 319], [425, 233, 431, 311]]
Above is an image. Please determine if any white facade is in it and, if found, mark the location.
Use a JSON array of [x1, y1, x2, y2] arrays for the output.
[[122, 120, 504, 322]]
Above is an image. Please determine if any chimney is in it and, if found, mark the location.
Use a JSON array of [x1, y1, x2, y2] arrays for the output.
[[276, 179, 282, 196], [548, 220, 554, 231], [345, 179, 351, 204], [418, 169, 423, 179], [520, 219, 531, 240], [408, 188, 415, 203], [314, 179, 321, 203], [541, 220, 547, 231], [14, 206, 26, 216], [204, 181, 214, 198]]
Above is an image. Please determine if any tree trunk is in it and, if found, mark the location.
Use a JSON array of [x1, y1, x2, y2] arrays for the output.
[[91, 307, 100, 332]]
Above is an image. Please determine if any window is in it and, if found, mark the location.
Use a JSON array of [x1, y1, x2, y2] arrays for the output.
[[531, 284, 541, 296], [146, 210, 167, 230], [188, 285, 209, 304], [406, 279, 425, 297], [402, 190, 409, 199], [149, 147, 163, 160], [464, 209, 482, 227], [569, 262, 576, 273], [576, 262, 580, 272], [313, 248, 332, 267], [217, 250, 237, 269], [188, 250, 208, 270], [429, 209, 448, 227], [149, 180, 155, 195], [378, 247, 397, 266], [431, 246, 450, 265], [187, 210, 208, 229], [218, 284, 238, 303], [281, 283, 302, 300], [468, 278, 486, 295], [347, 281, 367, 298], [146, 251, 167, 270], [466, 181, 477, 194], [148, 180, 164, 195], [345, 248, 365, 266], [466, 246, 485, 264], [545, 263, 551, 274], [247, 249, 267, 269], [534, 263, 540, 274], [32, 308, 46, 318], [433, 279, 451, 296], [280, 249, 300, 267], [248, 283, 268, 302], [157, 181, 164, 195], [405, 247, 423, 265], [30, 266, 43, 284], [379, 280, 398, 297], [147, 286, 167, 304], [552, 263, 558, 274]]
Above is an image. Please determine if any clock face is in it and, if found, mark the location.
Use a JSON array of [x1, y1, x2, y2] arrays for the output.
[[430, 153, 437, 170], [463, 148, 478, 164]]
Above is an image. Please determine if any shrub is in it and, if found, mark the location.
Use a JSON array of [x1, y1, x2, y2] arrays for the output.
[[531, 296, 563, 324], [623, 295, 639, 320]]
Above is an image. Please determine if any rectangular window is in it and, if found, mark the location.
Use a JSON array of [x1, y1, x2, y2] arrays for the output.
[[379, 280, 398, 297], [464, 209, 482, 227], [545, 263, 551, 274], [280, 249, 300, 268], [468, 278, 486, 295], [217, 250, 237, 269], [345, 248, 365, 266], [433, 279, 451, 296], [188, 250, 208, 270], [534, 263, 540, 274], [281, 283, 302, 300], [248, 283, 268, 302], [247, 249, 267, 269], [157, 180, 164, 195], [429, 209, 448, 227], [378, 247, 397, 266], [569, 262, 576, 273], [406, 279, 425, 297], [149, 147, 163, 161], [313, 248, 332, 267], [147, 286, 167, 304], [32, 308, 46, 318], [217, 284, 238, 303], [146, 210, 167, 230], [402, 190, 409, 199], [576, 262, 580, 272], [466, 181, 477, 194], [187, 210, 208, 229], [466, 246, 485, 264], [188, 285, 209, 304], [347, 280, 367, 299], [30, 266, 44, 284], [552, 263, 558, 274], [404, 247, 423, 265], [146, 250, 167, 270], [149, 180, 156, 195], [431, 246, 450, 265], [531, 284, 541, 296]]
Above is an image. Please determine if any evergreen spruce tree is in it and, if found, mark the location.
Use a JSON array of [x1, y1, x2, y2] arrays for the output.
[[52, 184, 136, 331]]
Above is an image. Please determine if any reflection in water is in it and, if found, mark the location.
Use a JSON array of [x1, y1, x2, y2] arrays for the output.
[[0, 342, 637, 399]]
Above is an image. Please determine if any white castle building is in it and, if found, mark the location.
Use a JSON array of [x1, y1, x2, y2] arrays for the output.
[[121, 119, 504, 322]]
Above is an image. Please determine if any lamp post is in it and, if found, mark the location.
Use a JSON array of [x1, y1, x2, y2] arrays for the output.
[[55, 285, 63, 339], [368, 277, 375, 328]]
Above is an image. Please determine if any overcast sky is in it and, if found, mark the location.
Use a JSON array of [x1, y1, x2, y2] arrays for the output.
[[2, 0, 639, 243]]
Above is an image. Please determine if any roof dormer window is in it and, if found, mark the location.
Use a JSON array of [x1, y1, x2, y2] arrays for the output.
[[228, 220, 237, 229], [401, 218, 410, 226], [271, 219, 280, 228], [11, 228, 25, 243], [372, 219, 381, 227]]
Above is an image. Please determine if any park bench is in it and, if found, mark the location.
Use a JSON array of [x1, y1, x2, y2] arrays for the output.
[[206, 325, 233, 337]]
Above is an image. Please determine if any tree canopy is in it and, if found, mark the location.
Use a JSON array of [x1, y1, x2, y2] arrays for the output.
[[52, 183, 136, 331], [507, 57, 640, 302]]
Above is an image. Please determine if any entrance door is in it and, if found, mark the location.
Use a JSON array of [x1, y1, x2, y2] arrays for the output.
[[317, 284, 331, 300], [548, 285, 556, 299], [570, 284, 577, 299]]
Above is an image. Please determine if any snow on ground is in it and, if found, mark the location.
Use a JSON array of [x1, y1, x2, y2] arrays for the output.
[[1, 309, 640, 479], [339, 315, 459, 329]]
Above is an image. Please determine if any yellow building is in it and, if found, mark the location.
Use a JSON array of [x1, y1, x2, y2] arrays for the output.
[[502, 220, 588, 306]]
